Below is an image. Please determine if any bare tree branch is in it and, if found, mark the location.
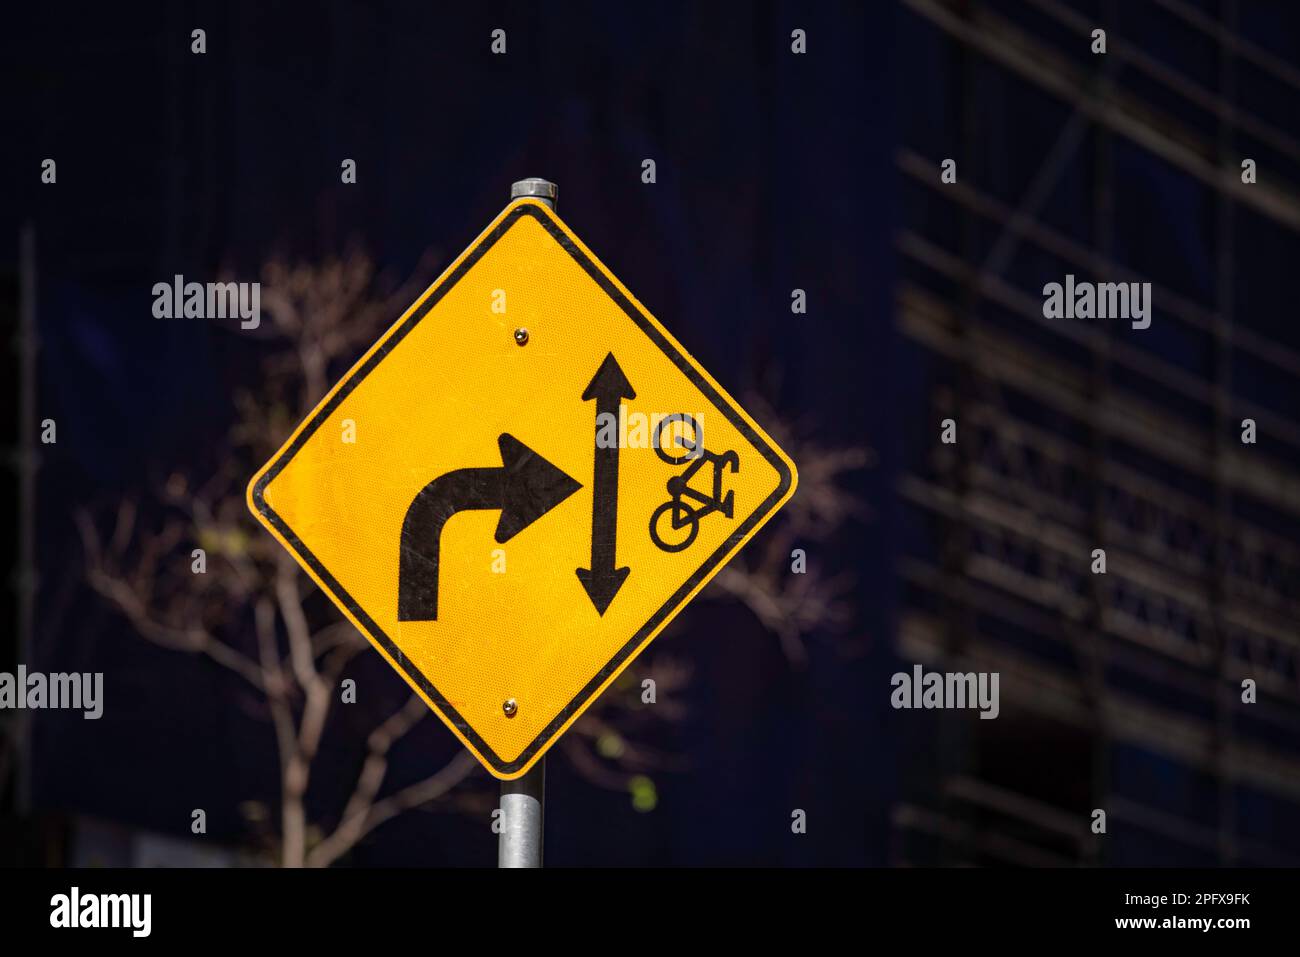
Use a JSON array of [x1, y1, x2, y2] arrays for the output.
[[305, 750, 478, 868]]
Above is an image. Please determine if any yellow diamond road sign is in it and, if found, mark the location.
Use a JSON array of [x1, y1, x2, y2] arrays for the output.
[[247, 197, 798, 779]]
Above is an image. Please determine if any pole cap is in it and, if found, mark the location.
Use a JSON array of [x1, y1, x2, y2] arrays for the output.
[[510, 178, 558, 208]]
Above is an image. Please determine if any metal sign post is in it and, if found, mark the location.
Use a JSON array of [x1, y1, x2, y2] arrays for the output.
[[496, 178, 558, 869], [498, 751, 545, 867]]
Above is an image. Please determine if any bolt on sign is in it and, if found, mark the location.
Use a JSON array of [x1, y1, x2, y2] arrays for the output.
[[247, 197, 798, 779]]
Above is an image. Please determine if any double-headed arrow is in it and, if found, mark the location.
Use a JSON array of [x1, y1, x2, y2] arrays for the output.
[[576, 352, 635, 615], [398, 433, 581, 622]]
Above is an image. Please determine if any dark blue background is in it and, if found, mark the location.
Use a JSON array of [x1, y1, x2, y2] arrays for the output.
[[10, 1, 897, 865]]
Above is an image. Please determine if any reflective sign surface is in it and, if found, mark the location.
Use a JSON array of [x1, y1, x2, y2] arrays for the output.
[[248, 199, 797, 778]]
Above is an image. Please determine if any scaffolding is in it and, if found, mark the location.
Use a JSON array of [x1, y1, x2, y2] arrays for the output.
[[895, 0, 1300, 865]]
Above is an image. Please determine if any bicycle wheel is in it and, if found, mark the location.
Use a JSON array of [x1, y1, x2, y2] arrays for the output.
[[649, 500, 699, 552], [654, 414, 701, 465]]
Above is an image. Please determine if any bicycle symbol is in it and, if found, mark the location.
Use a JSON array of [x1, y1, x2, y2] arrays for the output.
[[649, 414, 740, 553]]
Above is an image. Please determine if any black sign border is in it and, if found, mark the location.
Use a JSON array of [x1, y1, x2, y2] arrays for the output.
[[251, 203, 794, 776]]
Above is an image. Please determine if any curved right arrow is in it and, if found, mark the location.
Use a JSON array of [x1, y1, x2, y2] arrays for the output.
[[399, 433, 580, 622], [577, 352, 635, 614]]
